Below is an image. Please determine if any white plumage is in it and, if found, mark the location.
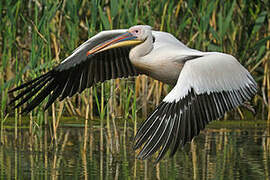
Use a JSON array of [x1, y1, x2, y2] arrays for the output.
[[164, 52, 255, 103]]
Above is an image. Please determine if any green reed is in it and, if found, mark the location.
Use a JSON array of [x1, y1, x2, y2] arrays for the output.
[[0, 0, 269, 131]]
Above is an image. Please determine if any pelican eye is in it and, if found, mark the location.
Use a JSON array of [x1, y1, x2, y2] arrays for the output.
[[152, 36, 155, 43]]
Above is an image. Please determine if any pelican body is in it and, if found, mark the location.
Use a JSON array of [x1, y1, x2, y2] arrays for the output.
[[9, 25, 257, 162]]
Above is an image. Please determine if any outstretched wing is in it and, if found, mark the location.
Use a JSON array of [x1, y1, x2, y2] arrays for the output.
[[9, 29, 139, 113], [133, 52, 257, 162]]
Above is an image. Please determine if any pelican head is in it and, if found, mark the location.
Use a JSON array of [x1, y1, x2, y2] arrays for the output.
[[128, 25, 152, 40], [87, 25, 152, 56]]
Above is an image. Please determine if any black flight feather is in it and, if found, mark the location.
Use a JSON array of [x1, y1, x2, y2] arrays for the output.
[[134, 83, 257, 163]]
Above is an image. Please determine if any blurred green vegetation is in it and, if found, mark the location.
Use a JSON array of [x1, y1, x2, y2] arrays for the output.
[[0, 0, 269, 125]]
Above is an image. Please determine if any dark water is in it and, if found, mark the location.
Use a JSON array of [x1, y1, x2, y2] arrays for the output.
[[0, 120, 270, 179]]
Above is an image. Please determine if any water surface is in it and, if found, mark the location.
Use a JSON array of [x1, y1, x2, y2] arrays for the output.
[[0, 120, 269, 179]]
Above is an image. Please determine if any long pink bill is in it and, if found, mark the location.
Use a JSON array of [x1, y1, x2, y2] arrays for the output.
[[86, 31, 136, 56]]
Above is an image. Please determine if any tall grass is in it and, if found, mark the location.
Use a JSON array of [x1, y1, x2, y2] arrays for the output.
[[1, 0, 269, 127]]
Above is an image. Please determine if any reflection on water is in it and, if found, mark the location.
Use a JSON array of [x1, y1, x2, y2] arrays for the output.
[[0, 121, 269, 179]]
